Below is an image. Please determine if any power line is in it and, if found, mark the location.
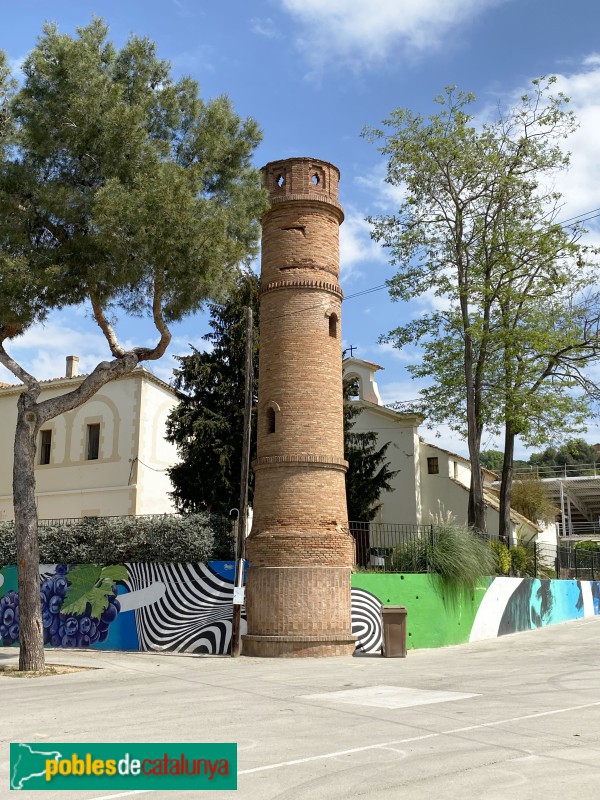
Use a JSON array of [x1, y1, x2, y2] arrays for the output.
[[340, 203, 600, 304], [345, 284, 387, 299], [556, 207, 600, 226]]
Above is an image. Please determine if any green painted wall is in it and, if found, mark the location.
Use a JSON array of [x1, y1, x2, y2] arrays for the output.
[[352, 573, 491, 649]]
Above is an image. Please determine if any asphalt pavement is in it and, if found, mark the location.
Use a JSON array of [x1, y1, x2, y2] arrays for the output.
[[2, 617, 600, 799]]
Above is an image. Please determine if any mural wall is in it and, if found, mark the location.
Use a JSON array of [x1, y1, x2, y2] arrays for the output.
[[0, 562, 243, 655], [1, 564, 598, 655], [351, 573, 600, 652]]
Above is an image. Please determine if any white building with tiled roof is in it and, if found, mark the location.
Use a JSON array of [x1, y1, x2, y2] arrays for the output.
[[0, 356, 178, 521], [344, 357, 547, 544]]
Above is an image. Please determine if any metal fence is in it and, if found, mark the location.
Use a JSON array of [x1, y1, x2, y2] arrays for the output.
[[350, 521, 500, 573], [350, 520, 600, 580], [514, 463, 599, 479], [352, 522, 444, 570], [557, 521, 600, 538], [555, 545, 600, 580], [36, 513, 181, 528]]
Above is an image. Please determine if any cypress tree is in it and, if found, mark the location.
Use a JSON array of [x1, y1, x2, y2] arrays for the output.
[[166, 273, 259, 515]]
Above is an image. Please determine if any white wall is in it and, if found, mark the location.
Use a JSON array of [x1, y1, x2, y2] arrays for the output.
[[350, 403, 422, 525], [0, 370, 178, 520], [134, 371, 178, 515]]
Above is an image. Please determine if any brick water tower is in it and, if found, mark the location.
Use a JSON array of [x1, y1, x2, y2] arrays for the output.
[[243, 157, 355, 657]]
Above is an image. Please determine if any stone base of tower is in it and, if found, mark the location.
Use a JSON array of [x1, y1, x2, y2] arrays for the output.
[[242, 634, 355, 658], [242, 565, 355, 658]]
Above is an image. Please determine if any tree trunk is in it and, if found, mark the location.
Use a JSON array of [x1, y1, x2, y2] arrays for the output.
[[467, 447, 487, 533], [498, 424, 515, 547], [464, 337, 487, 534], [13, 392, 45, 671]]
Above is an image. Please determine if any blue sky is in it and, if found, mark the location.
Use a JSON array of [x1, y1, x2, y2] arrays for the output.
[[3, 0, 600, 456]]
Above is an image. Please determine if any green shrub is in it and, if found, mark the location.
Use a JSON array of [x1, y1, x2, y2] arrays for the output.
[[389, 524, 495, 590], [389, 540, 428, 573], [509, 545, 532, 577], [0, 514, 234, 567], [490, 540, 511, 575], [428, 525, 496, 591], [574, 540, 600, 553]]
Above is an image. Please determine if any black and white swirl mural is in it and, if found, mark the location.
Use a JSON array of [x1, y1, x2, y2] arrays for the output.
[[26, 563, 379, 656], [351, 587, 383, 654], [123, 562, 245, 655]]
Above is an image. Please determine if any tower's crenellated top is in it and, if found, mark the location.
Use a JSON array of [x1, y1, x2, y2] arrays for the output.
[[262, 157, 343, 220]]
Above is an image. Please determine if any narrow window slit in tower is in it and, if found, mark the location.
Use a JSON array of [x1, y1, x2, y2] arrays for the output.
[[276, 174, 284, 187], [329, 314, 338, 338], [267, 407, 276, 434]]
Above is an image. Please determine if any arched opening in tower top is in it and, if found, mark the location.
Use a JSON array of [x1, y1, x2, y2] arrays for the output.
[[266, 407, 276, 434], [329, 314, 338, 338], [312, 173, 319, 186], [276, 174, 285, 188]]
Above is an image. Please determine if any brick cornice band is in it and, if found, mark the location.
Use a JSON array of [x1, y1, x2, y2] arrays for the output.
[[268, 192, 344, 220], [253, 454, 349, 471], [243, 634, 356, 643], [260, 278, 343, 299]]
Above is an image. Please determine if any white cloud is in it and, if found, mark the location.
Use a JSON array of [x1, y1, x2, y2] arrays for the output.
[[354, 162, 407, 212], [171, 45, 215, 74], [480, 61, 600, 240], [0, 319, 111, 382], [339, 206, 386, 280], [376, 341, 421, 364], [551, 62, 600, 233], [0, 316, 211, 385], [278, 0, 506, 72], [250, 18, 280, 39]]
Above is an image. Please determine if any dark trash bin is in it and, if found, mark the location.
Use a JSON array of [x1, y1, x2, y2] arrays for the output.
[[381, 605, 407, 658]]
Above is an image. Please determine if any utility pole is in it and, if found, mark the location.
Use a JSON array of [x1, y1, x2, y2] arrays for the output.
[[231, 306, 253, 657]]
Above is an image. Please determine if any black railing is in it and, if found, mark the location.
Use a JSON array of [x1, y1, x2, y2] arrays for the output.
[[351, 521, 502, 573], [555, 545, 600, 580], [351, 521, 441, 570], [350, 520, 600, 580], [36, 513, 180, 528]]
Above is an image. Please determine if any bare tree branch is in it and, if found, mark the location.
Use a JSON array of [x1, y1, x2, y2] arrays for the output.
[[0, 340, 40, 393], [89, 287, 126, 358]]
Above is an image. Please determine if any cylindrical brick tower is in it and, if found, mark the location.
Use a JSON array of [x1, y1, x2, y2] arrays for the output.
[[243, 157, 355, 658]]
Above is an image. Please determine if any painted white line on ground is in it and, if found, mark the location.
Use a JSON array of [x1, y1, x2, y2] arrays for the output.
[[87, 793, 148, 800], [87, 699, 600, 799], [239, 732, 439, 775]]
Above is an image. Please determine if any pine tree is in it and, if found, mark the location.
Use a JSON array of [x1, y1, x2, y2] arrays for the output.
[[0, 22, 267, 670], [344, 377, 397, 521], [166, 273, 259, 515]]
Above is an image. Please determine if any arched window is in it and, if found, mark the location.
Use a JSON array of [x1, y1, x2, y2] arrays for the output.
[[345, 376, 360, 398], [329, 314, 338, 338], [266, 407, 276, 434]]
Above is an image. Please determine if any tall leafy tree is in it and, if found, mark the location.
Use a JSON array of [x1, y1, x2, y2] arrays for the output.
[[166, 273, 260, 515], [0, 20, 268, 670], [344, 377, 397, 521], [365, 78, 600, 540], [530, 438, 600, 476]]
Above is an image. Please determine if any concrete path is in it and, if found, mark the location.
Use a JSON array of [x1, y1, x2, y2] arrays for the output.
[[3, 617, 600, 799]]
